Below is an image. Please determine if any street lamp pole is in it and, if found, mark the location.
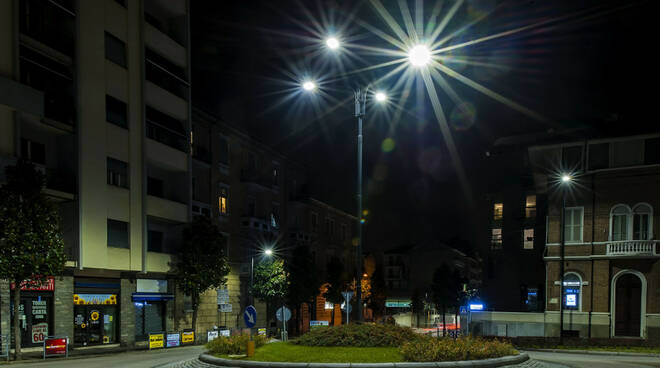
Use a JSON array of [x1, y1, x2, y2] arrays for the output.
[[354, 89, 366, 322], [250, 256, 255, 306], [559, 175, 570, 344]]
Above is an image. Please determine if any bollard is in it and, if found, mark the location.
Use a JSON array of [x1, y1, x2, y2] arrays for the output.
[[246, 340, 255, 357]]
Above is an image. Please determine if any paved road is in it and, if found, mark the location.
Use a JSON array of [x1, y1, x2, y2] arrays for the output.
[[524, 350, 660, 368], [11, 345, 205, 368]]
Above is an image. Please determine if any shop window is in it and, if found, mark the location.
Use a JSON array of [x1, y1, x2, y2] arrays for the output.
[[73, 294, 118, 345], [10, 293, 53, 347], [134, 301, 165, 341]]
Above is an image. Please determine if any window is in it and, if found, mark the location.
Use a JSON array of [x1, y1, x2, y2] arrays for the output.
[[106, 95, 127, 128], [610, 140, 644, 168], [218, 187, 228, 215], [105, 32, 126, 68], [564, 207, 583, 243], [588, 143, 609, 170], [107, 219, 129, 248], [562, 273, 582, 311], [20, 138, 45, 165], [526, 287, 539, 311], [107, 157, 129, 189], [147, 177, 163, 197], [311, 212, 318, 232], [633, 204, 652, 240], [271, 203, 280, 229], [218, 135, 229, 165], [146, 106, 187, 152], [324, 301, 334, 310], [272, 164, 280, 186], [493, 203, 503, 221], [523, 228, 534, 249], [147, 230, 164, 252], [611, 205, 630, 241], [525, 195, 536, 219], [562, 145, 582, 171], [491, 228, 502, 248]]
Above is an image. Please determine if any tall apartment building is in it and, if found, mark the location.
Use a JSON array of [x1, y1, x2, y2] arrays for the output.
[[0, 0, 191, 347], [529, 133, 660, 339]]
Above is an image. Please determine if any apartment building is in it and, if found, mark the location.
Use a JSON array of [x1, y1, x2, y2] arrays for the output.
[[477, 146, 547, 312], [0, 0, 191, 347], [529, 133, 660, 339]]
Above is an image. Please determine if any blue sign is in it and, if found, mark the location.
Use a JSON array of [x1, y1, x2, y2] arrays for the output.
[[244, 305, 257, 328]]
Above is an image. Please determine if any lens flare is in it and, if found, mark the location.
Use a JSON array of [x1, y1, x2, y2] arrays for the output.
[[374, 91, 388, 102], [302, 81, 316, 91], [408, 44, 431, 67], [326, 37, 340, 50]]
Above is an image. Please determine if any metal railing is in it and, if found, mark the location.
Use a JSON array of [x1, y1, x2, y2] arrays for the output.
[[606, 240, 657, 256]]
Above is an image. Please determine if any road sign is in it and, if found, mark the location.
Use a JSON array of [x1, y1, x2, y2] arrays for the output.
[[217, 288, 229, 304], [244, 305, 257, 328], [219, 303, 232, 313], [341, 303, 352, 313], [276, 306, 291, 322], [342, 291, 353, 301]]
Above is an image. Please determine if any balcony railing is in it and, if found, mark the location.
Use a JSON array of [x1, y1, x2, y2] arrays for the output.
[[606, 240, 657, 256]]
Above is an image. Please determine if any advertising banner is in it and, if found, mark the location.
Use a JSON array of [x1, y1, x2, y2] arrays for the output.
[[32, 323, 48, 344], [181, 331, 195, 344], [166, 333, 180, 348], [310, 320, 329, 329], [149, 333, 164, 349], [207, 330, 219, 342], [44, 337, 67, 358]]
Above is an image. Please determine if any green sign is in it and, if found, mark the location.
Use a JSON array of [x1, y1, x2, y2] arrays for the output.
[[385, 299, 411, 308]]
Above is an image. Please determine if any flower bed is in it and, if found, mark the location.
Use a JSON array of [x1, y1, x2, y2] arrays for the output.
[[206, 333, 269, 355], [400, 336, 518, 362], [293, 323, 418, 347]]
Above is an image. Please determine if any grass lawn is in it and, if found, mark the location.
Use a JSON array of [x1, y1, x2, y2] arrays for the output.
[[524, 345, 660, 354], [221, 342, 404, 363]]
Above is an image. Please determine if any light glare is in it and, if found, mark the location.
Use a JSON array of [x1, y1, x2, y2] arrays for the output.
[[302, 81, 316, 91], [326, 37, 340, 50], [375, 91, 387, 102], [264, 249, 273, 256], [408, 44, 431, 67], [561, 174, 572, 183]]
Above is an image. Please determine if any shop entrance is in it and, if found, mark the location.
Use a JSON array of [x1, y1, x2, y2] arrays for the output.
[[73, 293, 118, 346]]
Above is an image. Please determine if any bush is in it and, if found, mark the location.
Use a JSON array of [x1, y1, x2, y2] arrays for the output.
[[206, 334, 269, 355], [293, 323, 419, 347], [400, 336, 517, 362]]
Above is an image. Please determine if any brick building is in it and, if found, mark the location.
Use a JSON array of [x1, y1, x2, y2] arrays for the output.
[[529, 133, 660, 339]]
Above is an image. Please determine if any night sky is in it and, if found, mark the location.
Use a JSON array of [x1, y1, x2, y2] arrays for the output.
[[190, 0, 654, 253]]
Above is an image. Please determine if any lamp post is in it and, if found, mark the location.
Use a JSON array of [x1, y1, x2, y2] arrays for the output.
[[250, 248, 273, 306], [559, 174, 571, 343]]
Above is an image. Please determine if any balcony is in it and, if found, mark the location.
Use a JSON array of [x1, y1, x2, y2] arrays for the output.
[[606, 240, 657, 256], [20, 0, 75, 57], [241, 216, 277, 234], [147, 195, 188, 223]]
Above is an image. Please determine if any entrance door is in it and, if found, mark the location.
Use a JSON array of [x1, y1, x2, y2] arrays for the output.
[[615, 274, 642, 336], [74, 306, 117, 345]]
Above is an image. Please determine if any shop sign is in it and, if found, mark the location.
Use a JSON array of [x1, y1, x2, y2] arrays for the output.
[[32, 323, 48, 343], [181, 331, 194, 344], [166, 333, 180, 348], [32, 300, 48, 320], [73, 294, 117, 305], [12, 276, 55, 291], [44, 337, 67, 358], [149, 333, 164, 349], [310, 320, 329, 329], [207, 330, 219, 342]]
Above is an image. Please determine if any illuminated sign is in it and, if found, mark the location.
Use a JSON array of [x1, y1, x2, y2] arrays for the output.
[[469, 303, 484, 311], [565, 294, 577, 307], [385, 299, 411, 308]]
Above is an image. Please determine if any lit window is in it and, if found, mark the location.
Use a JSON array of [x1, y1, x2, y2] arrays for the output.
[[218, 187, 228, 215], [525, 195, 536, 219], [493, 203, 503, 221], [523, 228, 534, 249], [324, 301, 333, 310], [491, 228, 502, 248]]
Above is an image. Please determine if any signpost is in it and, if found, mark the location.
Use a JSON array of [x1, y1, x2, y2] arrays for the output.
[[244, 305, 257, 328], [43, 336, 68, 359], [342, 291, 353, 324], [276, 306, 291, 341]]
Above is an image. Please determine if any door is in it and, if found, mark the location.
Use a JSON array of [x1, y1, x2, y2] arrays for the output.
[[615, 274, 642, 336]]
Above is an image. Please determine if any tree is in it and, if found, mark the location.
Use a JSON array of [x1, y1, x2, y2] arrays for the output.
[[0, 160, 66, 360], [323, 256, 347, 325], [287, 246, 319, 335], [367, 264, 386, 320], [252, 258, 288, 306], [431, 264, 452, 336], [410, 288, 423, 328], [171, 216, 230, 333]]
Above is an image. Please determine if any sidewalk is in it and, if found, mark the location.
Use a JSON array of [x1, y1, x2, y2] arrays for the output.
[[521, 347, 660, 358]]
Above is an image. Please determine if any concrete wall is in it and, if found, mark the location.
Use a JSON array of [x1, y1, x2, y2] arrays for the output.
[[53, 276, 74, 339]]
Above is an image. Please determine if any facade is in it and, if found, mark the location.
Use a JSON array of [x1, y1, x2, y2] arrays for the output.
[[477, 146, 547, 312], [530, 133, 660, 340], [1, 0, 192, 347]]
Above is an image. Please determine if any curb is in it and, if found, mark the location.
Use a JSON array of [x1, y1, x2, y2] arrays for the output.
[[522, 348, 660, 358], [198, 353, 529, 368]]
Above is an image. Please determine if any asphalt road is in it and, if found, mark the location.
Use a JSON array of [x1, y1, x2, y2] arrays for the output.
[[525, 350, 660, 368], [8, 345, 206, 368]]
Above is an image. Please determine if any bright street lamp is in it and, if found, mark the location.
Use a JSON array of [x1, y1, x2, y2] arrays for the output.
[[408, 44, 431, 67], [326, 37, 340, 50], [561, 174, 572, 183], [264, 248, 273, 256], [302, 81, 316, 91], [374, 91, 387, 102]]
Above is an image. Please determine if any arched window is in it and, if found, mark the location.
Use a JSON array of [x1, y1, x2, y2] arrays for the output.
[[632, 203, 653, 240], [610, 205, 632, 241], [562, 273, 582, 311]]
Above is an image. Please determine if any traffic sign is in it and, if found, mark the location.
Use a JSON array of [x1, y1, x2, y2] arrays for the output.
[[341, 303, 352, 313], [342, 291, 353, 301], [276, 306, 291, 322], [244, 305, 257, 328]]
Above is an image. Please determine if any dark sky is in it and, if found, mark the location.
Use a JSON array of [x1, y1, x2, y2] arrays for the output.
[[190, 0, 654, 253]]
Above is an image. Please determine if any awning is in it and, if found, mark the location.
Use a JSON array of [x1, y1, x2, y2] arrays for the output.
[[132, 293, 174, 302]]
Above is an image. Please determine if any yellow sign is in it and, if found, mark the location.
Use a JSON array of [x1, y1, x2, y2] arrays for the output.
[[149, 333, 164, 349], [90, 311, 100, 321], [74, 294, 117, 305], [181, 331, 194, 344]]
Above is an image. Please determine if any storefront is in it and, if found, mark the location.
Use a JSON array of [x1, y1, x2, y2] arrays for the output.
[[133, 279, 173, 342], [73, 278, 120, 346], [9, 277, 55, 348]]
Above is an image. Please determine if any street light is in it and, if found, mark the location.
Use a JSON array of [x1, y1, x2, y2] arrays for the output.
[[302, 81, 317, 92], [408, 44, 431, 67], [250, 248, 273, 306], [374, 91, 387, 102], [326, 37, 340, 50], [559, 173, 573, 343]]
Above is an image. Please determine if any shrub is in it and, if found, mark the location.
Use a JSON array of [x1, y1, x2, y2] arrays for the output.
[[293, 323, 419, 347], [206, 334, 269, 355], [400, 336, 517, 362]]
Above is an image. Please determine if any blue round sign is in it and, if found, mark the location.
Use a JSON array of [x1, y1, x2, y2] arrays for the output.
[[244, 305, 257, 328]]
